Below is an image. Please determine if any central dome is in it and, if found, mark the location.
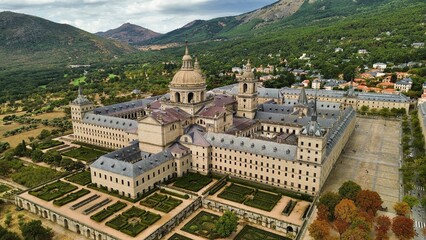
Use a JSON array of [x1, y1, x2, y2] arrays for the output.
[[170, 43, 205, 86], [171, 70, 204, 85]]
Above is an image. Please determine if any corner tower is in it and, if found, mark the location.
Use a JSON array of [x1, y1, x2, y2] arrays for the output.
[[236, 60, 258, 119], [70, 86, 94, 121]]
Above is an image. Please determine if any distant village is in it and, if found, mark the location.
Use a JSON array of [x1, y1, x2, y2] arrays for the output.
[[228, 42, 426, 104]]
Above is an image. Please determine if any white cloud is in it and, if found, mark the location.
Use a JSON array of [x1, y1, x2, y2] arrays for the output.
[[0, 0, 276, 33]]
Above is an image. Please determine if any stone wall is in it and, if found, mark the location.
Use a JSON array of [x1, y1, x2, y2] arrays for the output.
[[144, 197, 202, 240], [15, 196, 117, 240]]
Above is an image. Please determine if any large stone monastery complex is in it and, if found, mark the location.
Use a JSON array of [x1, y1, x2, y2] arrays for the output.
[[14, 45, 412, 240], [70, 45, 409, 198]]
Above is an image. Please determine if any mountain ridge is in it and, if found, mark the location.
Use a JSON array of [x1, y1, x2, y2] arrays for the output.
[[95, 23, 161, 45]]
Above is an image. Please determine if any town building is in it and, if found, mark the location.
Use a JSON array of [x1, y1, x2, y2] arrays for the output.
[[395, 78, 413, 92]]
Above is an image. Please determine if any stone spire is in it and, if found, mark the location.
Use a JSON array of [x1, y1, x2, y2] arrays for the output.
[[181, 40, 193, 70], [311, 92, 318, 121], [301, 91, 324, 137], [194, 56, 202, 74], [72, 84, 91, 105], [78, 85, 83, 97], [298, 87, 308, 105]]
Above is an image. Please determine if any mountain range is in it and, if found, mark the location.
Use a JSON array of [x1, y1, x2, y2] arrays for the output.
[[0, 0, 425, 102]]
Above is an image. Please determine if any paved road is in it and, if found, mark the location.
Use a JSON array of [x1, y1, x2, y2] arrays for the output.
[[411, 187, 425, 239]]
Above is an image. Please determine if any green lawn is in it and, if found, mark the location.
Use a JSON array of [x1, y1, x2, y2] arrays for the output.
[[140, 193, 182, 213], [62, 146, 106, 162], [72, 76, 86, 86], [181, 211, 221, 239], [234, 225, 291, 240], [66, 171, 91, 186], [29, 181, 78, 201], [173, 172, 212, 192]]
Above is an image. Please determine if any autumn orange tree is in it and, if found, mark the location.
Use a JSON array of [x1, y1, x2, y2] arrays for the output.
[[317, 204, 330, 221], [391, 216, 415, 240], [318, 191, 341, 221], [393, 201, 411, 216], [308, 220, 330, 240], [375, 215, 391, 240], [355, 190, 383, 216], [334, 218, 350, 236], [341, 227, 371, 240], [334, 199, 357, 223]]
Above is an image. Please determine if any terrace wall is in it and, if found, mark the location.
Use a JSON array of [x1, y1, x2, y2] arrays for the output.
[[15, 196, 118, 240]]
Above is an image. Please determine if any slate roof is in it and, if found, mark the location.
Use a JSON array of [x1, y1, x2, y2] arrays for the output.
[[183, 125, 210, 147], [91, 142, 174, 178], [204, 132, 296, 161], [255, 112, 336, 128], [82, 113, 138, 134], [93, 99, 154, 116]]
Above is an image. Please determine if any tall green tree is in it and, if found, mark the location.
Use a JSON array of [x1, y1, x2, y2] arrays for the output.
[[20, 220, 53, 240], [215, 211, 238, 237], [339, 181, 362, 200]]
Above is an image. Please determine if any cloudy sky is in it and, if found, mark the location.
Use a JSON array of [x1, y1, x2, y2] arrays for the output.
[[0, 0, 277, 33]]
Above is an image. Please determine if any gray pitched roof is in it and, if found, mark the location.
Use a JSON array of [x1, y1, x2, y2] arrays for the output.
[[93, 99, 154, 116], [82, 113, 138, 134], [255, 112, 336, 128], [91, 142, 174, 178], [204, 132, 296, 161]]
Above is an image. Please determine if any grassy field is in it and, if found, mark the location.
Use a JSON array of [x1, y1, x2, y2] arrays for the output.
[[32, 111, 65, 120], [0, 110, 65, 147], [1, 126, 56, 147]]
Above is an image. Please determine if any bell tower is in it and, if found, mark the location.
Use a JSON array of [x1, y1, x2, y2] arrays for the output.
[[237, 60, 258, 119]]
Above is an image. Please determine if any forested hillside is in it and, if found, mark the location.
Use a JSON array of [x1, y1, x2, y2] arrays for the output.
[[0, 11, 135, 103]]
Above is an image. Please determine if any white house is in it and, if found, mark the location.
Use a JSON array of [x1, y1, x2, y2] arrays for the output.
[[373, 62, 387, 70]]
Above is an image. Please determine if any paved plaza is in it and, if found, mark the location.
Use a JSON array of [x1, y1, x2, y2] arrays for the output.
[[322, 117, 401, 211]]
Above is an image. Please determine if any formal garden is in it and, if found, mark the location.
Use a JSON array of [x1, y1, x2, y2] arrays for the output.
[[140, 193, 183, 213], [173, 172, 212, 192], [217, 183, 281, 211], [90, 201, 127, 222], [167, 233, 193, 240], [65, 170, 91, 186], [234, 225, 290, 240], [181, 211, 221, 239], [52, 188, 90, 206], [105, 206, 161, 237], [29, 180, 78, 201], [62, 146, 106, 162]]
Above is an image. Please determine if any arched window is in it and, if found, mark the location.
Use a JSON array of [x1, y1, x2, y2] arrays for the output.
[[243, 83, 248, 93], [175, 92, 181, 103], [188, 92, 194, 103]]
